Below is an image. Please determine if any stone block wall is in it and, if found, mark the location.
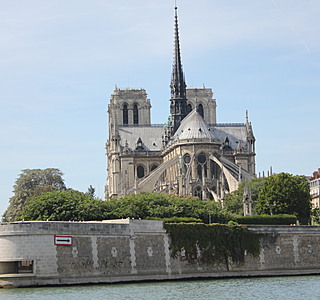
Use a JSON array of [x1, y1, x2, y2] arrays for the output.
[[1, 220, 320, 287]]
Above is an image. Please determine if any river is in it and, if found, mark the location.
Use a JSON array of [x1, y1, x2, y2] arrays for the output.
[[0, 275, 319, 300]]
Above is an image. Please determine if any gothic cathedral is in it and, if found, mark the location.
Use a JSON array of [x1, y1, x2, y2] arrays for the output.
[[105, 7, 256, 202]]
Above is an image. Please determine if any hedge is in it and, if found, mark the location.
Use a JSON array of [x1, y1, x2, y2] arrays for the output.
[[146, 216, 203, 223], [235, 214, 297, 225]]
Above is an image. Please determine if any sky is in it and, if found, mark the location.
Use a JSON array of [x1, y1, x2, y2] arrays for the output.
[[1, 0, 319, 216]]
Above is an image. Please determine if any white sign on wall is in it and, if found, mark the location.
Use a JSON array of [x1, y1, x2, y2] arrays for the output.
[[54, 235, 73, 246]]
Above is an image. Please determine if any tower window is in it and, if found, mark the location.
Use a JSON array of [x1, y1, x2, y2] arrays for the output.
[[150, 164, 158, 172], [133, 104, 139, 124], [123, 104, 128, 125], [197, 104, 204, 118], [137, 165, 145, 178], [186, 104, 192, 114]]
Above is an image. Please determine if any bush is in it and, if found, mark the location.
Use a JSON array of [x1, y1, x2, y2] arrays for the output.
[[146, 216, 203, 223], [235, 214, 297, 225], [105, 193, 232, 224]]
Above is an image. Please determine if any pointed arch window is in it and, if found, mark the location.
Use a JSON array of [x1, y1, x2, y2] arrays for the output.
[[197, 104, 204, 118], [197, 153, 208, 179], [123, 104, 128, 125], [137, 165, 145, 178], [197, 164, 203, 179], [186, 104, 192, 114], [150, 164, 158, 172], [133, 104, 139, 124]]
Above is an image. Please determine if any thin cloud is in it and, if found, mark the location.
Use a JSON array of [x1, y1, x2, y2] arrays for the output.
[[271, 0, 312, 53]]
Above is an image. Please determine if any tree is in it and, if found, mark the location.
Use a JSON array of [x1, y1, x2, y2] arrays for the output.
[[256, 173, 311, 224], [105, 193, 232, 224], [20, 189, 107, 221], [311, 207, 320, 224], [2, 168, 66, 221], [86, 185, 96, 198], [18, 191, 233, 223], [223, 177, 267, 215]]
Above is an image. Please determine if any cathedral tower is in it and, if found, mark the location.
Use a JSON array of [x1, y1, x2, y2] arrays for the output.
[[169, 6, 188, 135], [105, 5, 256, 200]]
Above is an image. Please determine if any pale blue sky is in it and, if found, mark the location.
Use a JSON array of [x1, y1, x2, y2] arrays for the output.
[[1, 0, 319, 216]]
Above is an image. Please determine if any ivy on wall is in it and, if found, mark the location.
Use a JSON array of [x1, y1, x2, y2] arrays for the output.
[[164, 223, 261, 268]]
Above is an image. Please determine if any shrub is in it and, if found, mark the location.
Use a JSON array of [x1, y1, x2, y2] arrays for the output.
[[235, 214, 297, 225], [146, 216, 203, 223]]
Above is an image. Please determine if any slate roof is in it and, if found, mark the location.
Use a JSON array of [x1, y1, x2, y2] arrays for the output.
[[118, 112, 248, 152], [172, 109, 215, 141], [209, 124, 247, 149], [118, 125, 163, 151]]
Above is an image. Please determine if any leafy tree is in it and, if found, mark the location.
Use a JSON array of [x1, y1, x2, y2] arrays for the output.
[[2, 168, 66, 221], [105, 193, 232, 224], [223, 177, 267, 215], [19, 191, 233, 223], [311, 208, 320, 224], [86, 185, 96, 198], [256, 173, 311, 224], [20, 189, 107, 221], [223, 187, 243, 215]]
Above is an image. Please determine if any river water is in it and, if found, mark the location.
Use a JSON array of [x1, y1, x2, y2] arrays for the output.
[[0, 276, 319, 300]]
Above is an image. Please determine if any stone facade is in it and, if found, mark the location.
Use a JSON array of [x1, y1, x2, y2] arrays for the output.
[[105, 8, 256, 202], [1, 220, 320, 287], [309, 169, 320, 208]]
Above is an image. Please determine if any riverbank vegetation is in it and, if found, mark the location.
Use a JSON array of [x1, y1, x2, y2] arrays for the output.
[[164, 222, 261, 267], [2, 169, 312, 224]]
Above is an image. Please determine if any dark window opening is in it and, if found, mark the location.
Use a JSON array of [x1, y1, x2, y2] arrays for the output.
[[197, 153, 207, 164], [0, 260, 33, 274], [137, 165, 145, 178], [133, 104, 139, 124], [123, 104, 128, 125], [197, 164, 202, 179], [150, 164, 158, 172], [186, 104, 192, 114], [197, 104, 204, 118], [184, 154, 191, 164], [204, 164, 207, 177]]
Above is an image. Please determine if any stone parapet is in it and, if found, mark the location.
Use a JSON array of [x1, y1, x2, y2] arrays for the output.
[[1, 221, 320, 287]]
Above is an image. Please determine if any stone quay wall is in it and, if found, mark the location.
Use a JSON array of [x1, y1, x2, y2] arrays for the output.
[[1, 220, 320, 287]]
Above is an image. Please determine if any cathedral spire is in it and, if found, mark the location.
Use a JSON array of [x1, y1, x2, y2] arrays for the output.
[[170, 5, 187, 134]]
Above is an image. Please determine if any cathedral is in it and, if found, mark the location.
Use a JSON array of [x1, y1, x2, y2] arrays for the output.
[[105, 7, 256, 202]]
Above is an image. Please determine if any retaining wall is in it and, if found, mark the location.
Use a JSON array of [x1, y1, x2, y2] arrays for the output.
[[1, 220, 320, 287]]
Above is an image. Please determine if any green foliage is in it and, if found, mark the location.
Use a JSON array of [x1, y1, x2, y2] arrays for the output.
[[17, 192, 232, 223], [20, 189, 107, 221], [311, 208, 320, 224], [223, 188, 243, 215], [3, 168, 66, 221], [86, 185, 96, 198], [146, 217, 203, 223], [235, 214, 297, 225], [164, 223, 261, 267], [256, 173, 311, 224], [223, 177, 267, 214], [105, 193, 232, 224]]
